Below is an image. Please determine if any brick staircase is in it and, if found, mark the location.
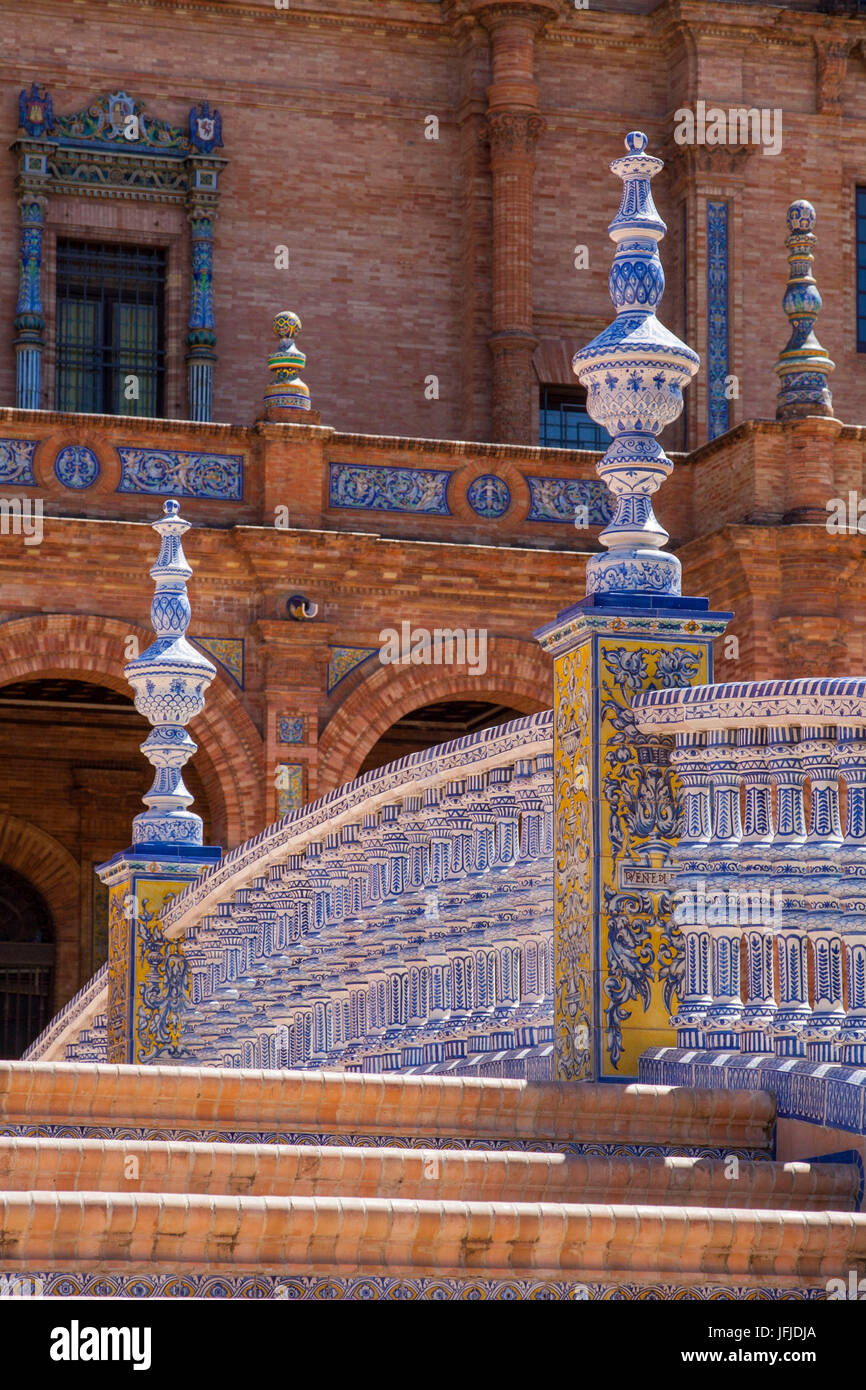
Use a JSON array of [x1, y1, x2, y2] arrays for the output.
[[1, 1060, 864, 1300]]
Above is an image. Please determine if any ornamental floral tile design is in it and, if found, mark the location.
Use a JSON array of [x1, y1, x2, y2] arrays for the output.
[[552, 641, 594, 1081], [117, 447, 243, 501], [276, 763, 305, 816], [0, 438, 38, 485], [466, 474, 510, 518], [54, 444, 100, 489], [0, 1272, 823, 1301], [195, 637, 243, 686], [327, 645, 378, 694], [329, 462, 451, 516], [525, 477, 613, 525], [278, 716, 305, 744], [707, 201, 730, 441], [596, 638, 707, 1079]]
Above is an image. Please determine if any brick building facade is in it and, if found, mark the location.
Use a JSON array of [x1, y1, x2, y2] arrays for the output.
[[2, 0, 866, 1043]]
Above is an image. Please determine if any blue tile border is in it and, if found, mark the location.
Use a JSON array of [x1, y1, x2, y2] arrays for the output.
[[116, 447, 243, 501], [328, 462, 451, 516], [0, 438, 38, 486], [640, 1046, 866, 1138], [6, 1271, 827, 1301], [707, 201, 730, 441], [524, 476, 613, 525]]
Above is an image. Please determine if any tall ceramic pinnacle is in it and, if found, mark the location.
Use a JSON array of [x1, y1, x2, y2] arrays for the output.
[[573, 131, 699, 598], [124, 498, 216, 848], [774, 200, 834, 420], [263, 310, 311, 412]]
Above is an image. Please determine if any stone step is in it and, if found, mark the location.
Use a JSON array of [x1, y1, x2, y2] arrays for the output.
[[2, 1189, 864, 1289], [0, 1061, 775, 1153], [0, 1135, 858, 1210]]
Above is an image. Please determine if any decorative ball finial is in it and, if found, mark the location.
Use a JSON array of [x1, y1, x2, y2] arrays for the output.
[[263, 310, 311, 412], [571, 131, 699, 599], [123, 498, 216, 848], [773, 199, 834, 420]]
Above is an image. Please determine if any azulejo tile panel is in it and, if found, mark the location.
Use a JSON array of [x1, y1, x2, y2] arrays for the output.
[[132, 881, 190, 1064], [328, 462, 451, 516], [0, 438, 38, 486], [525, 477, 613, 525], [106, 883, 130, 1063], [276, 763, 305, 816], [116, 447, 243, 501], [553, 641, 593, 1081], [54, 444, 100, 489], [0, 1125, 768, 1162], [707, 201, 730, 441], [327, 645, 378, 694], [466, 474, 510, 518], [641, 1047, 866, 1139], [597, 638, 708, 1079], [13, 1273, 828, 1301], [195, 637, 244, 687], [278, 716, 306, 744]]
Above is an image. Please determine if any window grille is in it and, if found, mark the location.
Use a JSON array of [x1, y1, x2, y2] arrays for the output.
[[539, 386, 612, 450], [55, 239, 166, 416]]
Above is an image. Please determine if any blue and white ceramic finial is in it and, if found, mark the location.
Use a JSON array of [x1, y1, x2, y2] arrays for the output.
[[773, 200, 835, 420], [124, 498, 216, 849], [573, 131, 699, 599]]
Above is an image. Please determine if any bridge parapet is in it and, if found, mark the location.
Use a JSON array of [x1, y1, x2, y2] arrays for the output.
[[634, 677, 866, 1067]]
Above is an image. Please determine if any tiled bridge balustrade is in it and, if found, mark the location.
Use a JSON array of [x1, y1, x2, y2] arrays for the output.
[[157, 711, 556, 1075], [633, 678, 866, 1068]]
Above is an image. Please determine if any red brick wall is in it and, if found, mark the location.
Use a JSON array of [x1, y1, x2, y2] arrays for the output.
[[3, 0, 866, 442]]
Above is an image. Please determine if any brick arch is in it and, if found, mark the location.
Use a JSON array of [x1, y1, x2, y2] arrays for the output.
[[0, 812, 79, 1011], [317, 636, 552, 794], [0, 614, 264, 847]]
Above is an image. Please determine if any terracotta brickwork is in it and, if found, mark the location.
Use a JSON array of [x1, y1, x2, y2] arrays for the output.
[[3, 0, 866, 1019], [0, 403, 863, 1010], [3, 1060, 865, 1292], [3, 0, 866, 442]]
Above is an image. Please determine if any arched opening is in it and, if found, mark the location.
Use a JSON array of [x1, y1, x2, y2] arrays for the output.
[[316, 635, 552, 794], [0, 863, 54, 1057], [0, 676, 214, 1000], [357, 699, 527, 775]]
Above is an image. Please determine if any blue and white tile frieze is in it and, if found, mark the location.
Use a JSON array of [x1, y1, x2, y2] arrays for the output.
[[328, 462, 451, 516], [0, 438, 38, 486], [117, 447, 243, 501], [707, 201, 730, 441], [525, 477, 613, 525]]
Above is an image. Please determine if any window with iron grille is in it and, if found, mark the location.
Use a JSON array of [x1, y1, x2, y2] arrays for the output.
[[539, 386, 611, 450], [0, 864, 54, 1059], [857, 189, 866, 352], [55, 239, 166, 416]]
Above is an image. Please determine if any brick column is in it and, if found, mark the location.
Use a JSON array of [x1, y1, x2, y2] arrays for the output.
[[475, 0, 558, 444]]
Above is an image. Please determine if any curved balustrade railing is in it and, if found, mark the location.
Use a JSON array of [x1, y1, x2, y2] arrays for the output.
[[634, 678, 866, 1066], [163, 709, 554, 937], [22, 962, 108, 1062], [166, 710, 556, 1073]]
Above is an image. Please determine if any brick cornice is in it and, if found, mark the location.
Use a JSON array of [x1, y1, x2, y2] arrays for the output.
[[22, 0, 451, 41]]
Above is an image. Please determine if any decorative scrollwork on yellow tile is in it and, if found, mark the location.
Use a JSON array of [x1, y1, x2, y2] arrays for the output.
[[553, 643, 593, 1080]]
